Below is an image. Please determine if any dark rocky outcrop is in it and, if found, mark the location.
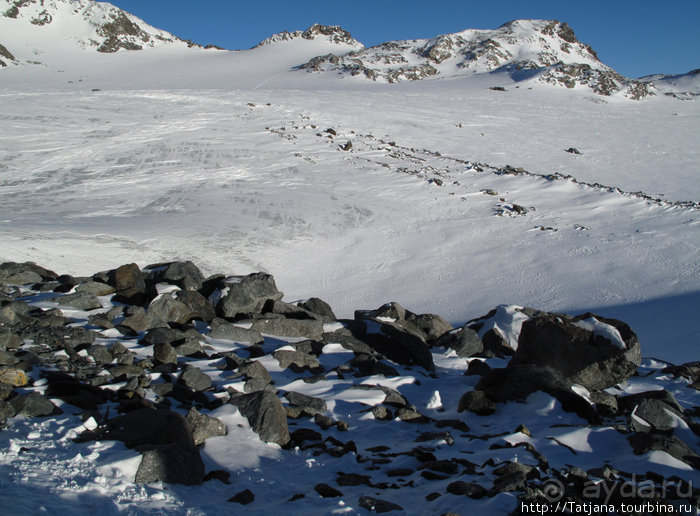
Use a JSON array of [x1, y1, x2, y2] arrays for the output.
[[228, 390, 290, 446]]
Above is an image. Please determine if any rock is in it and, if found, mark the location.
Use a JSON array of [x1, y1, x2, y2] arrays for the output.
[[513, 313, 641, 391], [209, 318, 263, 344], [628, 398, 686, 433], [19, 325, 97, 353], [359, 495, 403, 513], [238, 360, 272, 383], [662, 362, 700, 390], [0, 298, 30, 324], [247, 316, 324, 340], [348, 317, 435, 372], [153, 342, 178, 365], [143, 261, 205, 291], [274, 349, 323, 374], [446, 481, 487, 498], [565, 147, 582, 154], [285, 391, 327, 413], [297, 297, 337, 322], [214, 273, 284, 319], [340, 141, 352, 151], [0, 328, 21, 351], [228, 489, 254, 505], [372, 406, 393, 420], [56, 292, 103, 311], [406, 313, 453, 342], [9, 392, 60, 417], [43, 371, 111, 410], [0, 351, 19, 366], [0, 382, 12, 400], [75, 281, 116, 297], [178, 365, 212, 392], [81, 407, 194, 448], [465, 359, 491, 376], [175, 290, 216, 322], [0, 399, 16, 423], [315, 483, 343, 498], [134, 443, 204, 485], [433, 326, 483, 357], [0, 367, 29, 387], [336, 472, 372, 486], [491, 471, 527, 494], [618, 389, 684, 414], [111, 263, 150, 306], [185, 407, 227, 445], [117, 306, 165, 334], [627, 433, 700, 469], [229, 390, 290, 446], [146, 294, 196, 325], [87, 345, 113, 365], [457, 390, 496, 416], [0, 262, 57, 285]]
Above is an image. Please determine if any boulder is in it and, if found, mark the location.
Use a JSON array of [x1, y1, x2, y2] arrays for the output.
[[349, 318, 434, 372], [228, 489, 255, 505], [143, 261, 205, 291], [274, 349, 323, 374], [512, 313, 641, 391], [285, 391, 327, 413], [457, 390, 496, 416], [175, 290, 216, 322], [0, 262, 58, 285], [209, 318, 263, 344], [229, 390, 290, 446], [75, 281, 116, 297], [178, 365, 212, 392], [359, 495, 403, 513], [297, 297, 337, 322], [9, 392, 61, 417], [56, 292, 103, 311], [214, 273, 284, 319], [433, 326, 483, 357], [134, 443, 204, 485], [110, 263, 151, 306], [185, 407, 227, 445], [247, 316, 324, 340], [146, 294, 196, 325]]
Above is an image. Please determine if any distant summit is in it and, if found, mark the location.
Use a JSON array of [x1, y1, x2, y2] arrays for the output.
[[255, 23, 363, 50], [0, 0, 199, 67], [299, 19, 654, 99]]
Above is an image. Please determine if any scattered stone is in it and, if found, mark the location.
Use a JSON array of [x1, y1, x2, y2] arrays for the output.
[[178, 365, 212, 392], [10, 392, 60, 417], [315, 483, 343, 498], [209, 318, 263, 344], [56, 292, 103, 311], [359, 495, 403, 513], [446, 480, 487, 498], [285, 391, 327, 413], [457, 390, 496, 416], [185, 407, 227, 445], [565, 147, 582, 154], [0, 367, 29, 387], [134, 443, 204, 485], [229, 390, 290, 446], [214, 273, 284, 319], [228, 489, 255, 505]]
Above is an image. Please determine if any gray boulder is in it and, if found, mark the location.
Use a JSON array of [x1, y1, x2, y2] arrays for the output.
[[10, 392, 61, 417], [143, 261, 205, 291], [185, 407, 227, 445], [134, 443, 204, 485], [56, 292, 103, 311], [229, 390, 290, 446], [209, 318, 263, 344], [247, 316, 324, 340], [433, 326, 483, 357], [513, 313, 641, 391], [214, 273, 283, 319]]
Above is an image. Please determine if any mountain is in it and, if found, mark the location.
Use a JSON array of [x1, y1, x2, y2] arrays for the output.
[[299, 19, 654, 99], [255, 23, 363, 50], [0, 0, 193, 64], [639, 68, 700, 99], [0, 2, 661, 99]]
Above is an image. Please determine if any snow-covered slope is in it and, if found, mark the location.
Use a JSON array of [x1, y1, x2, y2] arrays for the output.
[[299, 19, 654, 99], [640, 69, 700, 99]]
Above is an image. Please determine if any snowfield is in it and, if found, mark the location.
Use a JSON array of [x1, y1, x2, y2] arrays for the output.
[[0, 1, 699, 514]]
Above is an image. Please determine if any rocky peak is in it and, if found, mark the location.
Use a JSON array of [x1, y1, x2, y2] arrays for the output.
[[256, 23, 362, 49]]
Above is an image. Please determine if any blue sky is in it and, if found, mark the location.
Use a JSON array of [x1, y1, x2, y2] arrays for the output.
[[109, 0, 699, 78]]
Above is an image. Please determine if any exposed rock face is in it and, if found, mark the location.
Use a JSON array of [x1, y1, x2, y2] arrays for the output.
[[213, 273, 284, 319], [298, 19, 654, 98]]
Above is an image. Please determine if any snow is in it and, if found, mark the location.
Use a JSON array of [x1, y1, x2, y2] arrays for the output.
[[573, 317, 626, 349], [0, 3, 699, 514]]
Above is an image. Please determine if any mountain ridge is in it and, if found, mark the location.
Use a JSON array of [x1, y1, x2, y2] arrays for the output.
[[1, 0, 697, 98]]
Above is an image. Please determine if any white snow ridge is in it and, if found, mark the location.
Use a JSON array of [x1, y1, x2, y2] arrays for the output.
[[0, 1, 699, 515]]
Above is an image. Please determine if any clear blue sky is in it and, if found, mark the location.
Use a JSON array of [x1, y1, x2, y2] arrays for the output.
[[109, 0, 699, 78]]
